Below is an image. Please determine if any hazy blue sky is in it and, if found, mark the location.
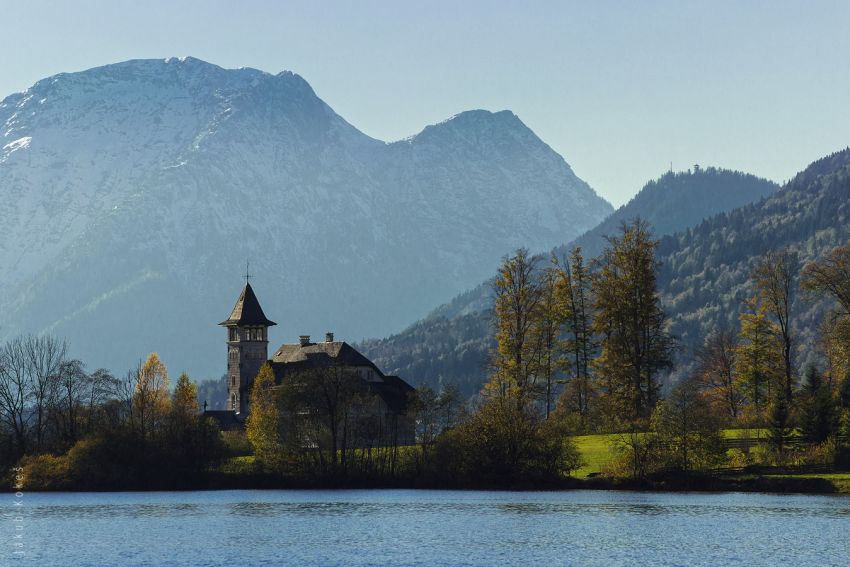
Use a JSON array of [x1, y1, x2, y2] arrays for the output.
[[3, 0, 849, 205]]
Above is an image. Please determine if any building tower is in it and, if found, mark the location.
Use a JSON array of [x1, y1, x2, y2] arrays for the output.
[[219, 282, 276, 415]]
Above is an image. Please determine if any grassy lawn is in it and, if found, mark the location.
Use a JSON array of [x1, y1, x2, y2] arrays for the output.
[[571, 433, 619, 478], [570, 429, 770, 478]]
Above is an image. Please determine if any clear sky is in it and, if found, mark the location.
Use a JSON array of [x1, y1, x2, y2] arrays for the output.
[[2, 0, 849, 206]]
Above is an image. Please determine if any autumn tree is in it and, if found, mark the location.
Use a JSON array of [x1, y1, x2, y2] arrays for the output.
[[486, 248, 544, 409], [735, 298, 783, 425], [172, 373, 199, 422], [536, 261, 566, 418], [133, 353, 171, 440], [554, 247, 597, 429], [801, 244, 850, 317], [695, 328, 743, 422], [592, 219, 674, 424], [752, 249, 798, 403], [245, 363, 282, 467]]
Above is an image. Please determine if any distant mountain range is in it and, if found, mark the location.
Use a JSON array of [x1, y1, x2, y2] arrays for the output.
[[359, 167, 780, 395], [0, 57, 612, 377]]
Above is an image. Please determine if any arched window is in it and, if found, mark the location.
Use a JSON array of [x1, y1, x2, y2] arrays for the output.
[[231, 392, 237, 410]]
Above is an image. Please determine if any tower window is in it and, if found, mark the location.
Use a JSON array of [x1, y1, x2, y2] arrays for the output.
[[229, 328, 237, 342]]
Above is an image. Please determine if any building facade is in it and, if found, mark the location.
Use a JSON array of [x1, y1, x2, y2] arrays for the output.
[[212, 282, 414, 445]]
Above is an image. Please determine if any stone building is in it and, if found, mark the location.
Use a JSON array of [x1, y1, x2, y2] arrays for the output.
[[211, 281, 414, 444]]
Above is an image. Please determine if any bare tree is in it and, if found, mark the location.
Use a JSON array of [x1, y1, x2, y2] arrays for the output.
[[23, 335, 67, 452], [0, 338, 31, 456]]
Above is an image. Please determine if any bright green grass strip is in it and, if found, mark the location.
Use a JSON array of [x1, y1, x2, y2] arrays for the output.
[[721, 428, 767, 439], [570, 429, 770, 478], [571, 433, 620, 478]]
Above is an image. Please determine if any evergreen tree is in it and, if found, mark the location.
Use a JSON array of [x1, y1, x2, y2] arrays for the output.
[[592, 219, 674, 424], [767, 391, 793, 462], [800, 366, 837, 444]]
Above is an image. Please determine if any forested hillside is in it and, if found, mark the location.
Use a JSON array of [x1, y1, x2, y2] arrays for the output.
[[361, 167, 780, 396], [660, 148, 850, 378]]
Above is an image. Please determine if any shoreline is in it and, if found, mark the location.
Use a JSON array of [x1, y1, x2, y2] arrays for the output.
[[9, 472, 850, 496]]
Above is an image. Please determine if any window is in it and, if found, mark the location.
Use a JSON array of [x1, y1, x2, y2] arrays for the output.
[[231, 393, 237, 410], [229, 328, 237, 342]]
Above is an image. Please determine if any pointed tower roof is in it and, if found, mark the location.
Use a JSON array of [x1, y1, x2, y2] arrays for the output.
[[219, 282, 277, 327]]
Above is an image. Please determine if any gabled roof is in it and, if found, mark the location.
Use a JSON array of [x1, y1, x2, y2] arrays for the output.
[[219, 282, 276, 327], [272, 340, 376, 369]]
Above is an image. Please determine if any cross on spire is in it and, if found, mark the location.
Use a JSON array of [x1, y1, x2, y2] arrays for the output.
[[245, 260, 251, 284]]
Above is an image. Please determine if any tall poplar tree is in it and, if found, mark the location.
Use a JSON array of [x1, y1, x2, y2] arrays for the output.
[[592, 219, 674, 423], [246, 363, 281, 466], [555, 247, 596, 428], [486, 248, 544, 409]]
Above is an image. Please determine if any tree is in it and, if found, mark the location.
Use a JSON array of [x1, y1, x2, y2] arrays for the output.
[[172, 372, 199, 422], [652, 379, 725, 473], [767, 391, 793, 463], [800, 366, 837, 444], [537, 260, 567, 418], [278, 362, 367, 475], [245, 363, 282, 467], [801, 244, 850, 317], [695, 328, 742, 421], [752, 249, 798, 403], [23, 335, 67, 452], [555, 247, 597, 429], [486, 248, 544, 409], [133, 353, 170, 440], [735, 298, 783, 425], [411, 384, 462, 465], [592, 219, 675, 424], [0, 338, 31, 456], [53, 359, 89, 446]]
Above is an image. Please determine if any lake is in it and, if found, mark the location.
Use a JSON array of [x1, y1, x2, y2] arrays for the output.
[[5, 489, 849, 566]]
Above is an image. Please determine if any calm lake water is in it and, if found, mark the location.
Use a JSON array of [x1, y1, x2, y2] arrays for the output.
[[5, 489, 849, 566]]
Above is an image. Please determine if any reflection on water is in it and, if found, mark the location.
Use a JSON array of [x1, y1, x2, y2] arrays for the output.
[[12, 490, 850, 566]]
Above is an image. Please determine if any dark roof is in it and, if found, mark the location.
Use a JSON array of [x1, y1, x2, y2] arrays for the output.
[[219, 282, 276, 327], [273, 340, 377, 370], [269, 340, 414, 413], [370, 375, 416, 413]]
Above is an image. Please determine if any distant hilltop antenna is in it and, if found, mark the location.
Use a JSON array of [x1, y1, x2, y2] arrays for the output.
[[669, 161, 673, 173]]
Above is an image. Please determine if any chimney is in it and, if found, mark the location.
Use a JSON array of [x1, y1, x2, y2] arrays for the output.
[[325, 332, 334, 343], [299, 335, 311, 347]]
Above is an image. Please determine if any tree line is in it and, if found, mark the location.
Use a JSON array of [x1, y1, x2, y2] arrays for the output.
[[0, 347, 222, 489]]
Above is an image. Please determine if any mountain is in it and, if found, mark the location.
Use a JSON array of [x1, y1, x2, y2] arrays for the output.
[[359, 167, 779, 395], [0, 57, 612, 377], [658, 148, 850, 378]]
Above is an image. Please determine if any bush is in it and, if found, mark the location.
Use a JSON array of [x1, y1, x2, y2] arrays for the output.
[[19, 454, 71, 491], [429, 400, 581, 486]]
